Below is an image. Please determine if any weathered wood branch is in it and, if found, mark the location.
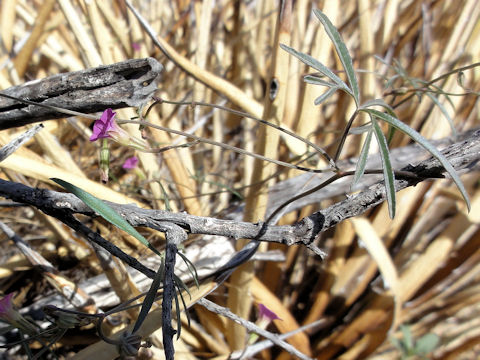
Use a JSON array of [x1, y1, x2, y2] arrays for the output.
[[0, 58, 162, 129], [0, 129, 478, 251], [267, 127, 480, 219]]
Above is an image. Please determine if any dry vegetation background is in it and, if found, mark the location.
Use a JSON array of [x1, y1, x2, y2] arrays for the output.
[[0, 0, 480, 359]]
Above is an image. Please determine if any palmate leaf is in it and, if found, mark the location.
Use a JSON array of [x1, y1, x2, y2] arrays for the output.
[[358, 110, 471, 211], [313, 9, 360, 105], [51, 178, 162, 256]]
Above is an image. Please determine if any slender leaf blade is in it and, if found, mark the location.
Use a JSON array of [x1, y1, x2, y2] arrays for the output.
[[359, 98, 395, 114], [314, 86, 340, 105], [401, 325, 414, 351], [352, 127, 373, 188], [349, 123, 373, 135], [415, 333, 440, 355], [426, 92, 457, 136], [51, 178, 161, 256], [370, 117, 396, 218], [360, 98, 398, 144], [173, 285, 182, 339], [177, 251, 199, 288], [314, 9, 360, 105], [280, 43, 351, 94], [303, 75, 336, 87], [132, 261, 164, 334], [361, 110, 471, 210]]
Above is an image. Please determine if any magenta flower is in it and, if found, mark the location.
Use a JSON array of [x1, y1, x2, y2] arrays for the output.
[[90, 109, 150, 151], [132, 42, 141, 52], [258, 303, 281, 322], [90, 109, 124, 141], [249, 303, 282, 345], [0, 293, 38, 335], [122, 156, 139, 170], [0, 293, 15, 322]]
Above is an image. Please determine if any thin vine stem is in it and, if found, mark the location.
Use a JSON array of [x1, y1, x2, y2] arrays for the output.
[[147, 97, 337, 170], [391, 62, 480, 109], [265, 168, 421, 224]]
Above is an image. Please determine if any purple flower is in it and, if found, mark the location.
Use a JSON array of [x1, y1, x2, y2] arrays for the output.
[[122, 156, 139, 170], [249, 303, 282, 345], [132, 42, 141, 52], [0, 293, 38, 335], [90, 109, 124, 142], [0, 293, 15, 322], [90, 109, 150, 151], [258, 303, 281, 322]]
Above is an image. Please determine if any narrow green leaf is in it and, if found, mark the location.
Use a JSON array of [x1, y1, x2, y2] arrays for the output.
[[361, 110, 471, 210], [429, 83, 455, 110], [371, 117, 396, 218], [385, 74, 402, 91], [314, 86, 340, 105], [174, 274, 191, 298], [314, 9, 360, 105], [425, 92, 457, 136], [303, 75, 336, 87], [177, 251, 199, 288], [176, 281, 190, 327], [175, 282, 191, 328], [393, 60, 423, 102], [280, 43, 351, 95], [51, 178, 162, 256], [173, 285, 182, 339], [386, 124, 396, 145], [401, 325, 414, 351], [414, 333, 440, 355], [360, 98, 398, 144], [132, 260, 164, 334], [352, 127, 373, 188], [360, 98, 395, 114], [349, 123, 372, 135]]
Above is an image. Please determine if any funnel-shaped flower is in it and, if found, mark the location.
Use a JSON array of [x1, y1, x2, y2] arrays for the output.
[[0, 293, 16, 322], [90, 109, 128, 142], [90, 109, 150, 151], [0, 293, 38, 335], [122, 156, 139, 170], [249, 303, 282, 345], [258, 303, 281, 322]]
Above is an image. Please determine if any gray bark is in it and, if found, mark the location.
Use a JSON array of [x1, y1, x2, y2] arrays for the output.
[[267, 128, 480, 219], [0, 129, 478, 252], [0, 58, 162, 129]]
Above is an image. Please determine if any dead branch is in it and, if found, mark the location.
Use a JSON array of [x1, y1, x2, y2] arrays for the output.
[[0, 58, 162, 129], [0, 128, 477, 256]]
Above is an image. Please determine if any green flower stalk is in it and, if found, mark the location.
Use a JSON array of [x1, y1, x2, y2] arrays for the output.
[[100, 139, 110, 184]]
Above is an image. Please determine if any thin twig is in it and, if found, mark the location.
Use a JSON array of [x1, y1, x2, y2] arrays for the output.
[[0, 124, 44, 162], [197, 298, 314, 360]]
